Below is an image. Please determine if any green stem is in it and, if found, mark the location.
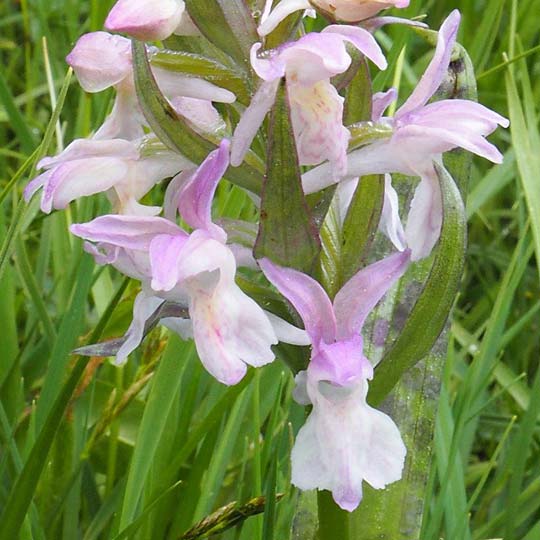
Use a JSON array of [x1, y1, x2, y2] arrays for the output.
[[317, 491, 350, 540]]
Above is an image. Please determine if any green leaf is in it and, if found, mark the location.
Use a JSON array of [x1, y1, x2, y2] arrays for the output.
[[341, 175, 385, 284], [368, 163, 467, 404], [184, 0, 258, 67], [151, 50, 251, 105], [131, 40, 262, 194], [118, 338, 192, 528], [254, 80, 321, 273]]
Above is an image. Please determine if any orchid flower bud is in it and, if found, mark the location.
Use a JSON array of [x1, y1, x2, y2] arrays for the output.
[[311, 0, 410, 22], [105, 0, 188, 41]]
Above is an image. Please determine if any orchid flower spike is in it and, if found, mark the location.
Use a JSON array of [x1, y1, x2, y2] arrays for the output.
[[303, 10, 509, 260], [105, 0, 199, 41], [231, 27, 386, 179], [24, 138, 190, 216], [259, 0, 410, 36], [260, 250, 410, 511], [66, 31, 235, 140], [70, 141, 306, 385]]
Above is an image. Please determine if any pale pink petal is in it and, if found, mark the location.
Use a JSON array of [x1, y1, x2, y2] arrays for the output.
[[291, 376, 406, 512], [105, 0, 185, 41], [264, 311, 311, 346], [372, 88, 397, 121], [149, 234, 190, 291], [66, 32, 132, 93], [188, 278, 277, 385], [178, 140, 230, 238], [379, 175, 407, 251], [231, 78, 280, 167], [259, 258, 337, 344], [38, 138, 138, 169], [115, 292, 165, 365], [323, 25, 387, 70], [93, 90, 145, 141], [333, 250, 410, 338], [40, 158, 129, 213], [154, 67, 236, 103], [404, 166, 443, 261], [258, 0, 312, 36], [250, 42, 288, 82], [70, 215, 184, 251], [336, 177, 359, 225], [171, 97, 225, 134], [363, 16, 427, 32], [164, 170, 194, 222], [312, 0, 409, 22], [289, 80, 350, 177], [397, 10, 461, 116]]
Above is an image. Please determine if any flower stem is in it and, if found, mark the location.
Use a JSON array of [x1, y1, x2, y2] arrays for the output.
[[317, 491, 350, 540]]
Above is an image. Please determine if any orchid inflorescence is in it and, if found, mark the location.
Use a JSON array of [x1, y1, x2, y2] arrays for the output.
[[25, 0, 508, 513]]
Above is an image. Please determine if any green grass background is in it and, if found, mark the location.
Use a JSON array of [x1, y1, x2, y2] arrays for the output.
[[0, 0, 539, 538]]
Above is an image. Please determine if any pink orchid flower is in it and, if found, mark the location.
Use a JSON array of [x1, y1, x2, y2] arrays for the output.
[[259, 249, 410, 511], [24, 137, 190, 216], [231, 26, 387, 179], [70, 141, 306, 384], [66, 31, 234, 140], [258, 0, 409, 36], [303, 10, 509, 260]]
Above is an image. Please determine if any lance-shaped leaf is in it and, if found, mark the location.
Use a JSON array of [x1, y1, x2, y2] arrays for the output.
[[254, 80, 321, 273], [185, 0, 258, 67], [151, 50, 251, 105], [131, 40, 263, 194]]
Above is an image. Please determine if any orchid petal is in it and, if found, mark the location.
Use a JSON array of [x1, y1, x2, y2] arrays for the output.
[[379, 175, 407, 251], [189, 279, 277, 385], [404, 166, 443, 261], [115, 292, 165, 365], [40, 158, 129, 213], [258, 0, 312, 37], [154, 67, 236, 103], [178, 140, 230, 237], [70, 215, 184, 251], [149, 234, 190, 292], [264, 311, 311, 346], [397, 10, 461, 116], [333, 250, 410, 338], [289, 80, 350, 176], [291, 376, 406, 512], [323, 25, 387, 70], [363, 15, 427, 32], [231, 78, 280, 166], [164, 170, 194, 222], [105, 0, 186, 41], [372, 88, 397, 121], [66, 32, 132, 93], [259, 258, 337, 344]]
